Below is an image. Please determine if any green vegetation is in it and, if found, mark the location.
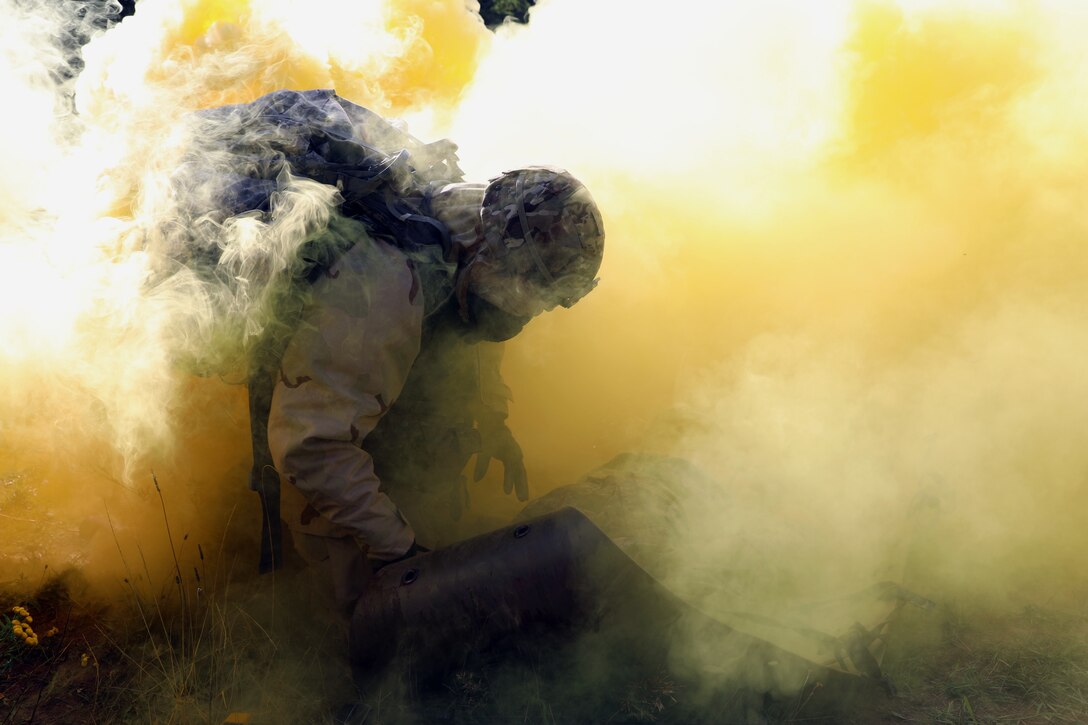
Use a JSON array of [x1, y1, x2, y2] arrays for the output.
[[478, 0, 535, 27]]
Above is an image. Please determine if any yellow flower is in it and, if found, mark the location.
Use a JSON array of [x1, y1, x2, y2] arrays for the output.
[[23, 615, 31, 624], [45, 627, 58, 637], [25, 637, 38, 646], [80, 653, 89, 667]]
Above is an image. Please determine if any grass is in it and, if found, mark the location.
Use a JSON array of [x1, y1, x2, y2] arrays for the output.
[[3, 475, 1087, 724], [6, 578, 1088, 723], [1, 563, 359, 723], [0, 572, 108, 723], [1, 471, 357, 724], [841, 600, 1088, 725]]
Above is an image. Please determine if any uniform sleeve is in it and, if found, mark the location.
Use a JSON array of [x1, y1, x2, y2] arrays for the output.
[[267, 240, 425, 560], [475, 341, 512, 418]]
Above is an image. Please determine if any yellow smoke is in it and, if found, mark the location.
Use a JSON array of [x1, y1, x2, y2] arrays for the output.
[[480, 0, 1088, 616], [0, 0, 488, 588], [1, 0, 1087, 649]]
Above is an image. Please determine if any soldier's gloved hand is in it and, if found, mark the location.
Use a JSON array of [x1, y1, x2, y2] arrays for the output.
[[473, 411, 529, 501], [371, 540, 430, 574]]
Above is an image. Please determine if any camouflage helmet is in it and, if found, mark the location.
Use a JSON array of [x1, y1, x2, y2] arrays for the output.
[[479, 167, 605, 309]]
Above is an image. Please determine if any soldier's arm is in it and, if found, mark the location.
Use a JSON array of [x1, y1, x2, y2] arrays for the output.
[[268, 240, 425, 560], [472, 342, 529, 500], [475, 341, 512, 417]]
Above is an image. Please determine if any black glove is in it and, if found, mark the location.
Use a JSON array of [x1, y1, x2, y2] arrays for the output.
[[371, 540, 430, 574], [473, 411, 529, 501]]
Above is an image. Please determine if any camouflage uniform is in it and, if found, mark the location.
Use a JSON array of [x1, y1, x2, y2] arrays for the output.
[[267, 195, 512, 611]]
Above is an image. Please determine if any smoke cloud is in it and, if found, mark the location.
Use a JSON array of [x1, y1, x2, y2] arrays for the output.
[[1, 0, 1087, 700], [0, 0, 489, 587], [474, 0, 1088, 625]]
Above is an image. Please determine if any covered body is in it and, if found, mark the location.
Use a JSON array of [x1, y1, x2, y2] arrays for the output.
[[350, 454, 927, 693]]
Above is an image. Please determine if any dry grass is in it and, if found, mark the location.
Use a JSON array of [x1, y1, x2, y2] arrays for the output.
[[1, 472, 355, 724], [8, 582, 1088, 724], [4, 482, 1088, 725], [842, 601, 1088, 725]]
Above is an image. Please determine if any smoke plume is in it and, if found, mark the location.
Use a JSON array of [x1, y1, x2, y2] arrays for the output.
[[1, 0, 1086, 699]]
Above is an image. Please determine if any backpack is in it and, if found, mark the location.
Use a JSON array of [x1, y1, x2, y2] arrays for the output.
[[179, 88, 463, 250], [160, 89, 465, 571]]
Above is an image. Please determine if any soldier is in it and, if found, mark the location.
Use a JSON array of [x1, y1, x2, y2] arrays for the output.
[[167, 89, 604, 612], [264, 165, 604, 612]]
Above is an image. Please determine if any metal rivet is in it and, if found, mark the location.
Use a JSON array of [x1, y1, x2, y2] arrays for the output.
[[401, 568, 419, 585], [514, 524, 530, 539]]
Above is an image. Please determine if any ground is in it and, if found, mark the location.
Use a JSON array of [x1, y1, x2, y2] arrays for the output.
[[2, 572, 1087, 724], [847, 602, 1088, 724]]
